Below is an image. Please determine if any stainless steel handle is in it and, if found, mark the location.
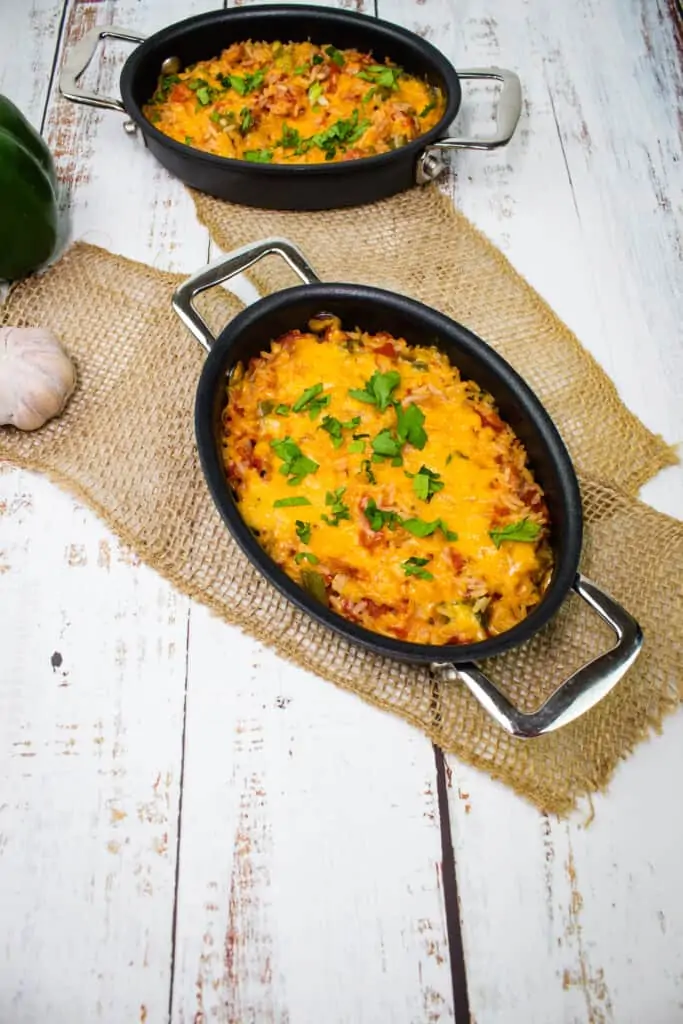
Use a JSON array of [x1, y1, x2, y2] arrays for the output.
[[59, 26, 146, 112], [172, 238, 320, 353], [433, 573, 643, 738], [417, 67, 522, 183]]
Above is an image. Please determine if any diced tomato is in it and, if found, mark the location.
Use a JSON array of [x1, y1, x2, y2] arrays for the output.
[[374, 341, 398, 358], [448, 550, 465, 574], [388, 624, 409, 639], [169, 84, 193, 103]]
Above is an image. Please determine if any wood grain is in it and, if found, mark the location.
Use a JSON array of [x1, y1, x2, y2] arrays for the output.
[[383, 1, 683, 1021]]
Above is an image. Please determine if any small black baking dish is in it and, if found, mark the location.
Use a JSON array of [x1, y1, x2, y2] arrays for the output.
[[171, 238, 643, 737], [59, 4, 523, 210]]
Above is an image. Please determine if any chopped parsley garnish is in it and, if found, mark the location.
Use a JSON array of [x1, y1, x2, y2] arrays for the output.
[[401, 556, 434, 580], [245, 149, 273, 163], [152, 73, 180, 103], [216, 73, 232, 89], [349, 370, 400, 411], [230, 75, 247, 95], [489, 518, 541, 548], [295, 520, 312, 544], [293, 64, 309, 76], [395, 402, 427, 449], [325, 45, 345, 67], [312, 53, 324, 66], [361, 459, 377, 484], [273, 496, 312, 508], [321, 487, 350, 527], [402, 517, 457, 541], [371, 429, 402, 458], [270, 437, 319, 485], [419, 99, 437, 117], [239, 107, 254, 134], [196, 86, 211, 105], [292, 383, 331, 419], [295, 551, 319, 565], [357, 64, 403, 91], [304, 110, 371, 159], [410, 465, 444, 502], [319, 414, 361, 448], [230, 71, 265, 96], [347, 439, 365, 453], [363, 499, 402, 532], [280, 124, 302, 151], [275, 404, 290, 416]]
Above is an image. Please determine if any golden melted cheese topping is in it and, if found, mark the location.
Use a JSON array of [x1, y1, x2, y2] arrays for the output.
[[143, 40, 445, 164], [223, 319, 553, 646]]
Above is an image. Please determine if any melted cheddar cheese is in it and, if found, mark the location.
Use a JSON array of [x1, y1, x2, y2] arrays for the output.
[[142, 40, 444, 164], [223, 320, 553, 646]]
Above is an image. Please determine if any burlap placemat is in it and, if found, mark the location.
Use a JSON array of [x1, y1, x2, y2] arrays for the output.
[[191, 184, 677, 498], [1, 236, 681, 817]]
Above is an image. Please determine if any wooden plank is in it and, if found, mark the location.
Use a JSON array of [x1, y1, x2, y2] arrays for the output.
[[0, 470, 189, 1023], [382, 1, 683, 1021], [43, 0, 215, 272], [0, 2, 217, 1021], [0, 0, 66, 127], [171, 607, 454, 1024], [171, 4, 455, 1022]]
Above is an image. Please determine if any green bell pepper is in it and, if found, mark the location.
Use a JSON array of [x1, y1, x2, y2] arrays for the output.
[[0, 94, 59, 282]]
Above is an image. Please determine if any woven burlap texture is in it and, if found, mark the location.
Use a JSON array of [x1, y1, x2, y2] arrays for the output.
[[0, 228, 680, 817]]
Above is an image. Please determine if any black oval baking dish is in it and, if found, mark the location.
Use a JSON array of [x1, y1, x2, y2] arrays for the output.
[[171, 238, 643, 737], [59, 5, 522, 210]]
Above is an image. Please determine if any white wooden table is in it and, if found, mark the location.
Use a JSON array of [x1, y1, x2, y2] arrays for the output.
[[2, 2, 682, 1022]]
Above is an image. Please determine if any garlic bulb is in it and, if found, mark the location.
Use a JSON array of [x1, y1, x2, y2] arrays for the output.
[[0, 326, 76, 431]]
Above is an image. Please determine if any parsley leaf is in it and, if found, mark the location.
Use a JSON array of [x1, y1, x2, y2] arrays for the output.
[[230, 75, 248, 96], [363, 499, 402, 532], [348, 370, 401, 411], [295, 551, 319, 565], [489, 518, 541, 548], [321, 487, 350, 527], [292, 382, 331, 420], [245, 149, 273, 163], [304, 109, 371, 159], [270, 437, 319, 485], [295, 520, 312, 544], [357, 64, 403, 91], [196, 86, 211, 105], [401, 556, 434, 580], [312, 54, 324, 66], [273, 496, 312, 508], [275, 404, 290, 416], [239, 106, 254, 134], [419, 99, 437, 117], [347, 439, 365, 453], [319, 414, 361, 448], [395, 402, 427, 449], [402, 518, 457, 541], [361, 459, 376, 485], [371, 429, 402, 458], [412, 465, 444, 503], [325, 45, 345, 67], [280, 124, 302, 151]]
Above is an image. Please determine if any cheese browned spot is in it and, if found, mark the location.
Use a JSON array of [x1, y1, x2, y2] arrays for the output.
[[223, 320, 553, 646], [142, 40, 445, 165]]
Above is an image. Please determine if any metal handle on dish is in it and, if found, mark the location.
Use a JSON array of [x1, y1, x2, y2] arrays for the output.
[[59, 26, 146, 112], [172, 238, 321, 352], [433, 574, 643, 738], [417, 67, 522, 183]]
